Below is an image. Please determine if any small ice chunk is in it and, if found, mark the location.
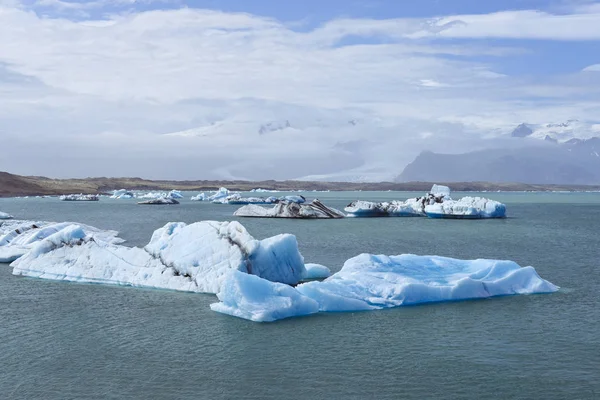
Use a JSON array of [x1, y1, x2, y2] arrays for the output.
[[303, 263, 331, 279], [210, 271, 319, 322], [0, 211, 13, 220]]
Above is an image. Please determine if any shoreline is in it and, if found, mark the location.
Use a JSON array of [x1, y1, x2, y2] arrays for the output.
[[2, 171, 600, 197]]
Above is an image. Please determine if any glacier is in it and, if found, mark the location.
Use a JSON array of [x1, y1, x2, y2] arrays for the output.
[[210, 253, 558, 322], [0, 220, 124, 263], [234, 199, 345, 219], [11, 221, 307, 294], [0, 211, 13, 220]]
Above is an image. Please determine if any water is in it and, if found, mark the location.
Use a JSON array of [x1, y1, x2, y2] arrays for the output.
[[1, 192, 599, 399]]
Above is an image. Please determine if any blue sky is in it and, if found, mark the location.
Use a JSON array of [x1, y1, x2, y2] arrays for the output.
[[1, 0, 600, 180]]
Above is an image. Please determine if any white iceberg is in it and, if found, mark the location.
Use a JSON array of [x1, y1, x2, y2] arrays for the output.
[[110, 189, 135, 199], [210, 271, 319, 322], [430, 184, 451, 198], [0, 220, 124, 263], [345, 184, 505, 219], [278, 195, 306, 204], [425, 197, 507, 219], [191, 193, 207, 201], [211, 253, 558, 322], [0, 211, 13, 220], [345, 199, 425, 217], [208, 187, 233, 202], [234, 200, 345, 219], [59, 194, 99, 201], [12, 221, 307, 294], [167, 190, 184, 199], [136, 192, 168, 200], [303, 263, 331, 280]]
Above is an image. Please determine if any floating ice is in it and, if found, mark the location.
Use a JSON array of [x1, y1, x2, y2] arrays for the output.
[[425, 197, 507, 219], [210, 271, 319, 322], [0, 220, 123, 263], [0, 211, 13, 220], [345, 184, 505, 219], [208, 187, 233, 202], [59, 194, 99, 201], [234, 200, 345, 219], [137, 197, 179, 205], [303, 263, 331, 280], [191, 193, 207, 201], [12, 221, 306, 293], [211, 254, 558, 322], [110, 189, 135, 199], [430, 184, 451, 198], [345, 199, 425, 217], [168, 190, 184, 199]]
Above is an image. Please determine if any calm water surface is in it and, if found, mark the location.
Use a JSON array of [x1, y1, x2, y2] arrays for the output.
[[1, 191, 599, 399]]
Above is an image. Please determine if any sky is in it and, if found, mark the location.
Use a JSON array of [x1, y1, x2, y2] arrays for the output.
[[1, 0, 600, 181]]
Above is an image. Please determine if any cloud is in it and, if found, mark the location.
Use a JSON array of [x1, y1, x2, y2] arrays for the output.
[[1, 3, 600, 180], [583, 64, 600, 71], [410, 10, 600, 41]]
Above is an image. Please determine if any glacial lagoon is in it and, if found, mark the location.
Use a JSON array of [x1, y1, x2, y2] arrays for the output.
[[1, 191, 599, 399]]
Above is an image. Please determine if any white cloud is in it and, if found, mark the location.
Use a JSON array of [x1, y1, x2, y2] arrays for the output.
[[410, 10, 600, 40], [0, 4, 600, 180], [583, 64, 600, 71]]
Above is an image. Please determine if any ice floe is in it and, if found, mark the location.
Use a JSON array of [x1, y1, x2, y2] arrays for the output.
[[11, 221, 306, 293], [137, 197, 179, 205], [211, 253, 558, 322], [234, 199, 345, 219], [59, 194, 99, 201], [0, 220, 123, 263], [425, 197, 507, 219], [0, 211, 13, 220], [191, 193, 207, 201], [110, 189, 135, 199], [345, 185, 506, 219], [303, 263, 331, 280], [210, 271, 320, 322]]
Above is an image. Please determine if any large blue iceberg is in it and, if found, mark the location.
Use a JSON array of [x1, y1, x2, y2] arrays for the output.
[[211, 254, 558, 322]]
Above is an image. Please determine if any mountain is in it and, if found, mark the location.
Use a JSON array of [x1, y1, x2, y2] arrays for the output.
[[509, 120, 600, 143], [398, 143, 600, 184]]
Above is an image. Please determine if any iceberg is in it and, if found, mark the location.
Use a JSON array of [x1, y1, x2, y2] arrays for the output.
[[137, 197, 179, 205], [167, 190, 184, 199], [110, 189, 135, 199], [0, 220, 124, 263], [211, 253, 558, 322], [12, 221, 307, 294], [208, 187, 233, 202], [191, 193, 207, 201], [303, 263, 331, 280], [59, 194, 99, 201], [210, 271, 320, 322], [425, 197, 507, 219], [345, 184, 505, 219], [345, 199, 425, 217], [234, 200, 345, 219], [0, 211, 13, 220]]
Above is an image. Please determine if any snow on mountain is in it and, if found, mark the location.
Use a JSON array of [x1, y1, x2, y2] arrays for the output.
[[510, 120, 599, 143]]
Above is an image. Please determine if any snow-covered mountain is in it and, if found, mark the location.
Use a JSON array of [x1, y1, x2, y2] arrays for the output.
[[510, 120, 600, 143], [165, 117, 362, 137]]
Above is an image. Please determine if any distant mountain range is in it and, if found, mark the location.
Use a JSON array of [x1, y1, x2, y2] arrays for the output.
[[399, 121, 600, 184]]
